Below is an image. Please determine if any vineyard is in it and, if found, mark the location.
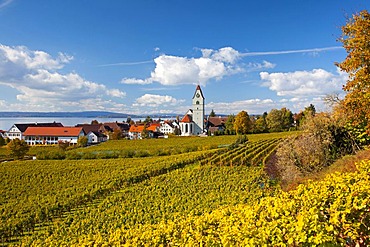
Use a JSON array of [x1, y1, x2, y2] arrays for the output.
[[0, 132, 303, 245]]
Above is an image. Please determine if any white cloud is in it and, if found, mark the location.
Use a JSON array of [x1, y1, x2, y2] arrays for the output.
[[134, 94, 185, 107], [121, 78, 153, 85], [0, 0, 13, 9], [260, 68, 347, 97], [201, 47, 241, 64], [0, 44, 126, 111], [207, 98, 276, 115], [122, 47, 257, 86]]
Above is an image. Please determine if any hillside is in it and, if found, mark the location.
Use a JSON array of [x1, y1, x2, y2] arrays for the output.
[[0, 132, 369, 246]]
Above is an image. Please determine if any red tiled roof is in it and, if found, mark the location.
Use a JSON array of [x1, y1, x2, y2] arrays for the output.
[[207, 117, 228, 127], [129, 125, 145, 133], [129, 125, 158, 132], [147, 125, 158, 131], [23, 127, 83, 137], [181, 114, 192, 123]]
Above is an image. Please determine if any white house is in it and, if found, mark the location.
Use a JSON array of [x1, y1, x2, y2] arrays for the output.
[[160, 121, 176, 135], [5, 122, 63, 140], [179, 85, 205, 136], [87, 131, 107, 144]]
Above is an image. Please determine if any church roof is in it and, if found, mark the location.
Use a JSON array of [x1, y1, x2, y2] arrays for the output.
[[192, 85, 205, 99], [180, 114, 193, 123]]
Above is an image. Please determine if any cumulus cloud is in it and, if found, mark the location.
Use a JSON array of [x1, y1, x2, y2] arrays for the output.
[[0, 44, 126, 111], [207, 98, 276, 115], [260, 68, 347, 97], [122, 47, 260, 86], [133, 94, 185, 107]]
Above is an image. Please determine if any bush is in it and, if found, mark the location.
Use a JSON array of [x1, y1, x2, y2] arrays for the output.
[[37, 149, 66, 160], [275, 113, 362, 185]]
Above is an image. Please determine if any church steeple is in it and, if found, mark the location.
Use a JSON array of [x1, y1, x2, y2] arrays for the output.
[[192, 85, 205, 135]]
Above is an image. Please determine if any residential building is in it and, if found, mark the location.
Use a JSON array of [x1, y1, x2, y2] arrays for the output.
[[5, 122, 63, 140], [128, 124, 160, 140], [23, 127, 84, 145], [160, 121, 177, 135], [206, 116, 228, 135], [86, 131, 107, 144]]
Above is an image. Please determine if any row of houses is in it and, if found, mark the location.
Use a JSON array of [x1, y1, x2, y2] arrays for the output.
[[0, 116, 227, 146]]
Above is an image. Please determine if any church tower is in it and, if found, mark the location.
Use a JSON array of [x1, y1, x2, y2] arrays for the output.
[[192, 85, 205, 135]]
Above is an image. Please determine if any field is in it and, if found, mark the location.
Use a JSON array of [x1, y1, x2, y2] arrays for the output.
[[3, 131, 368, 246]]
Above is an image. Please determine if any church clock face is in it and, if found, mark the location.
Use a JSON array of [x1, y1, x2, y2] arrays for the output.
[[196, 93, 200, 98]]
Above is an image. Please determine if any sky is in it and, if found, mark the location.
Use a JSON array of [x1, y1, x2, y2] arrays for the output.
[[0, 0, 369, 116]]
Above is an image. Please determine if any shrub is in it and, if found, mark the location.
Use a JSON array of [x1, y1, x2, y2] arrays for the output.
[[37, 149, 66, 160]]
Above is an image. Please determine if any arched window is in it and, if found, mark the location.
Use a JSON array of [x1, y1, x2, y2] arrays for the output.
[[196, 101, 199, 104]]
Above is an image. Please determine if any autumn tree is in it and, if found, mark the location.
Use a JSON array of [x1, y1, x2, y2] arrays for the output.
[[77, 136, 88, 147], [234, 111, 252, 135], [91, 120, 99, 125], [336, 10, 370, 132], [266, 108, 293, 132], [6, 139, 29, 159], [254, 112, 268, 133], [110, 128, 123, 140]]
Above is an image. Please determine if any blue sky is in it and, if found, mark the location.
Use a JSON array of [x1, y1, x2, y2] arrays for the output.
[[0, 0, 369, 116]]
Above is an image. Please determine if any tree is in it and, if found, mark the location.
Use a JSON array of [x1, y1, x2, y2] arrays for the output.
[[58, 141, 70, 151], [126, 117, 132, 124], [0, 135, 5, 147], [141, 125, 149, 139], [110, 128, 123, 140], [91, 119, 99, 125], [209, 109, 216, 117], [304, 104, 316, 117], [225, 114, 235, 135], [6, 139, 29, 159], [173, 127, 181, 136], [234, 111, 252, 135], [143, 116, 153, 124], [266, 108, 293, 132], [77, 136, 88, 147], [254, 115, 268, 133], [336, 10, 370, 132]]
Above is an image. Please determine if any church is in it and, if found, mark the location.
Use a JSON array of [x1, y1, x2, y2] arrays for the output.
[[179, 85, 205, 136]]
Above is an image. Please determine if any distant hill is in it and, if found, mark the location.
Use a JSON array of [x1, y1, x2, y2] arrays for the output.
[[0, 111, 139, 118]]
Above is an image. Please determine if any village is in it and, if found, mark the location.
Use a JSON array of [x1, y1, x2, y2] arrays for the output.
[[0, 86, 229, 146]]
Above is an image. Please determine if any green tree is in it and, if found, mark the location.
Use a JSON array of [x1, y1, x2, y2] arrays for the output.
[[234, 111, 252, 135], [225, 114, 235, 135], [173, 127, 181, 136], [336, 10, 370, 132], [254, 115, 268, 133], [126, 117, 132, 124], [77, 136, 88, 147], [6, 139, 29, 159], [141, 125, 149, 139], [143, 116, 153, 124], [304, 104, 316, 117], [209, 109, 216, 117]]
